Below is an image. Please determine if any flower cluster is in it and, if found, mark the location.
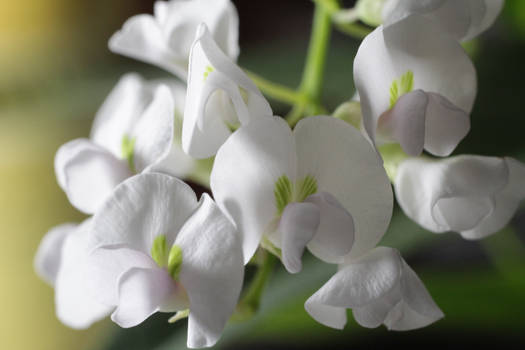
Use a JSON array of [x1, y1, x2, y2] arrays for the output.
[[35, 0, 519, 348]]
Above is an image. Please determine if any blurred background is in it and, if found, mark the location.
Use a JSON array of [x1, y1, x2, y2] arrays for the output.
[[1, 0, 525, 349]]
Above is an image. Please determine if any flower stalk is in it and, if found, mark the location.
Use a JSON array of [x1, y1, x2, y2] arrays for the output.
[[287, 0, 333, 126], [233, 251, 277, 321]]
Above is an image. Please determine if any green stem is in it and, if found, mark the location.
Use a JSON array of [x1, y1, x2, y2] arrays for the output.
[[333, 21, 372, 39], [300, 2, 332, 106], [287, 0, 333, 126], [245, 69, 307, 106], [233, 252, 277, 321]]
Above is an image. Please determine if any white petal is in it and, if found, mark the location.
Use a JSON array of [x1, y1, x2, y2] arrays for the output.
[[395, 156, 509, 233], [463, 0, 504, 41], [109, 14, 188, 80], [90, 73, 150, 157], [216, 0, 240, 61], [279, 202, 320, 274], [294, 116, 393, 261], [394, 260, 444, 330], [382, 0, 502, 42], [305, 192, 355, 264], [131, 84, 175, 172], [378, 90, 428, 156], [55, 220, 112, 329], [55, 139, 132, 214], [383, 0, 472, 40], [90, 173, 198, 253], [34, 223, 76, 286], [423, 92, 470, 157], [352, 288, 400, 329], [461, 157, 525, 239], [176, 194, 244, 348], [308, 247, 402, 310], [146, 143, 197, 179], [211, 116, 296, 264], [308, 247, 443, 331], [87, 246, 156, 307], [111, 267, 178, 328], [182, 24, 271, 159], [354, 15, 476, 153], [304, 301, 347, 330]]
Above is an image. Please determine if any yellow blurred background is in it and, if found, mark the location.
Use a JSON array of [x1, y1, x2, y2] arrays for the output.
[[0, 1, 134, 349]]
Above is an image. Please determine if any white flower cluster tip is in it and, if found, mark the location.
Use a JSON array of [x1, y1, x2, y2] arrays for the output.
[[34, 0, 518, 348]]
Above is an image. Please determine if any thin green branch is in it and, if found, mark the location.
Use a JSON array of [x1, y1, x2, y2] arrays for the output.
[[245, 69, 307, 106], [233, 252, 277, 321], [333, 21, 372, 39], [286, 0, 333, 126], [299, 1, 332, 105], [314, 0, 372, 39]]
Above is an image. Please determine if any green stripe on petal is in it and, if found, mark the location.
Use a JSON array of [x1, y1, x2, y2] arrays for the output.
[[274, 175, 293, 216], [389, 70, 414, 108], [121, 134, 136, 172], [168, 244, 183, 280], [274, 174, 318, 215], [203, 65, 214, 81], [151, 235, 167, 267], [295, 175, 318, 203]]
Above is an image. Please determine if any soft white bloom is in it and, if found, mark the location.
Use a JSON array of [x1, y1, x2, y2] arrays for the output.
[[87, 173, 244, 348], [211, 116, 392, 272], [354, 14, 476, 157], [55, 74, 175, 214], [395, 155, 525, 240], [34, 220, 112, 329], [109, 0, 239, 80], [382, 0, 504, 42], [147, 78, 207, 182], [305, 247, 443, 330], [182, 24, 273, 159]]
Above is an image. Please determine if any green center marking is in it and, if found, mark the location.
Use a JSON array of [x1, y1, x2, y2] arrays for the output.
[[273, 174, 318, 215], [203, 65, 214, 81], [389, 70, 414, 108], [151, 235, 183, 280], [121, 134, 136, 172]]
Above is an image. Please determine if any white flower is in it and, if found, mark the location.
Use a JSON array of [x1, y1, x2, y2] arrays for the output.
[[147, 78, 207, 182], [395, 155, 525, 240], [211, 116, 392, 272], [182, 24, 273, 159], [354, 14, 476, 157], [382, 0, 504, 42], [55, 74, 175, 214], [34, 220, 112, 329], [87, 173, 244, 348], [109, 0, 239, 81], [305, 247, 444, 330]]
